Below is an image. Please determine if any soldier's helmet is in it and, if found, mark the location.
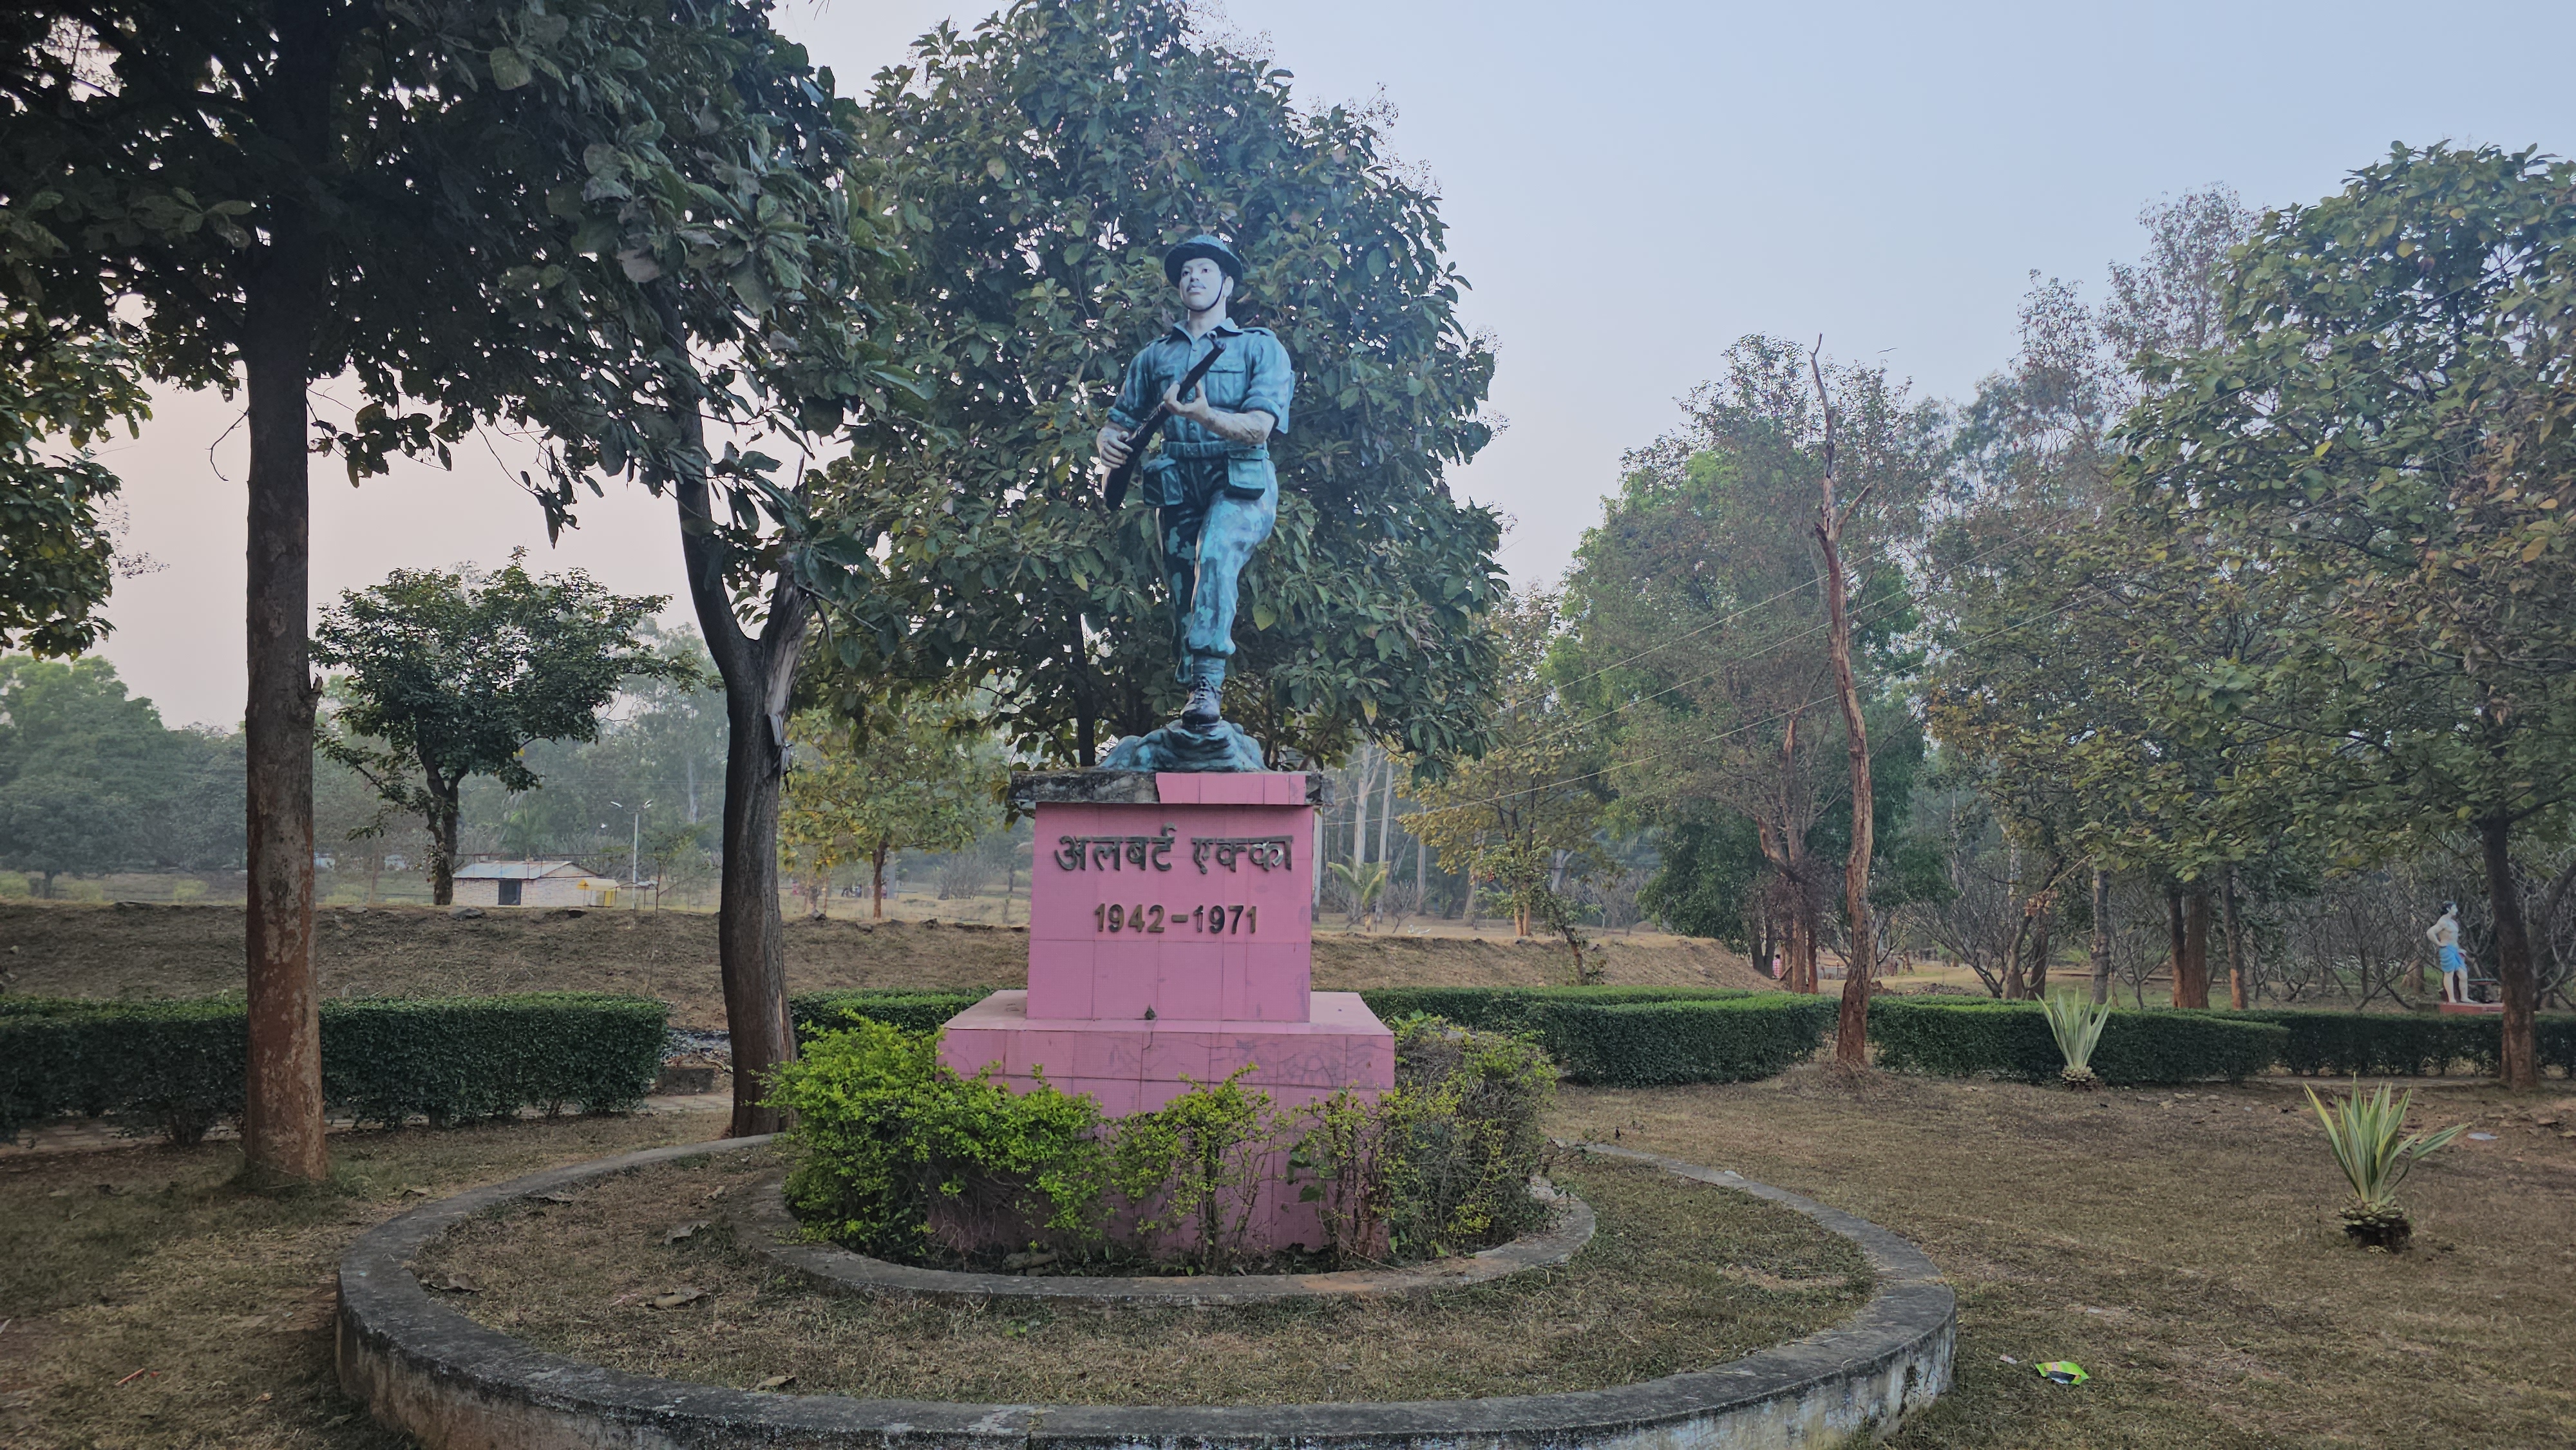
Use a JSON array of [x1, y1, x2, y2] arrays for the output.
[[1164, 234, 1245, 285]]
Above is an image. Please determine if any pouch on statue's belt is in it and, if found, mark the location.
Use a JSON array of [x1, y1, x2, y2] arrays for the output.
[[1155, 442, 1274, 502]]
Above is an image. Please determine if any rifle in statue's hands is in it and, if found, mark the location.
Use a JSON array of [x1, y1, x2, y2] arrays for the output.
[[1101, 337, 1226, 508]]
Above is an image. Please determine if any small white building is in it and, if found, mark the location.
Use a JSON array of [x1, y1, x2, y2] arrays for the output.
[[452, 860, 621, 909]]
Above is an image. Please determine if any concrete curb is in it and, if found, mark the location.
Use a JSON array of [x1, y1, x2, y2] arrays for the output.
[[737, 1174, 1596, 1304], [339, 1136, 1954, 1448]]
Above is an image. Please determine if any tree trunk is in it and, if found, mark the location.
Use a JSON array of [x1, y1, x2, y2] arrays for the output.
[[2179, 889, 2212, 1009], [2000, 905, 2032, 1000], [2480, 812, 2539, 1090], [1809, 358, 1875, 1065], [660, 287, 804, 1138], [2027, 898, 2052, 999], [2089, 866, 2111, 1006], [872, 840, 889, 921], [239, 192, 328, 1184], [424, 773, 460, 907], [2223, 865, 2247, 1010], [1075, 701, 1097, 769], [2165, 885, 2187, 1008]]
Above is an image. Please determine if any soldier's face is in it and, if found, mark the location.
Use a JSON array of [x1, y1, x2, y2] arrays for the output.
[[1177, 257, 1229, 312]]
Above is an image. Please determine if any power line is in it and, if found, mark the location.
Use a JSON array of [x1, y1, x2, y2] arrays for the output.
[[1411, 582, 2107, 820]]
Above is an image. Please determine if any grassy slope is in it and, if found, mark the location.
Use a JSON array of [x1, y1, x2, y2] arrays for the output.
[[0, 901, 1768, 1026]]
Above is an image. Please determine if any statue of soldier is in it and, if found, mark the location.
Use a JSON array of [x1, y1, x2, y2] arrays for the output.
[[1095, 235, 1294, 750]]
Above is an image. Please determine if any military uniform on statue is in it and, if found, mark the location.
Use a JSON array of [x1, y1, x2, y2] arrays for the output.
[[1094, 234, 1294, 772], [934, 233, 1390, 1256]]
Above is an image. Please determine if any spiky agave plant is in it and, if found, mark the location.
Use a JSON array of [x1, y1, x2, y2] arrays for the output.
[[2304, 1084, 2465, 1249], [2041, 993, 2112, 1089]]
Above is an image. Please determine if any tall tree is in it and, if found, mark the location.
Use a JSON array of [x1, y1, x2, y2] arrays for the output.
[[0, 314, 147, 655], [780, 701, 1002, 919], [1558, 337, 1935, 993], [817, 0, 1506, 771], [312, 554, 683, 904], [1, 0, 741, 1178], [466, 0, 926, 1136], [1408, 588, 1609, 948], [2126, 144, 2576, 1087]]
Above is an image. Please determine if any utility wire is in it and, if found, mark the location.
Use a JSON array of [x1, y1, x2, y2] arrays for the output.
[[1409, 581, 2107, 820]]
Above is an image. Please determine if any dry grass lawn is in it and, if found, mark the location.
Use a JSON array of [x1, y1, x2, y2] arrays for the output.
[[1557, 1068, 2576, 1449], [0, 903, 1765, 1028], [3, 1071, 2568, 1446], [412, 1147, 1868, 1406]]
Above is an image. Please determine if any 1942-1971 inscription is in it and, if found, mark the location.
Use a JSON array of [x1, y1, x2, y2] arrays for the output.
[[1093, 901, 1260, 936]]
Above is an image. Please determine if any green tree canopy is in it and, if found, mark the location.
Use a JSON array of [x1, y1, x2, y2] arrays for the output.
[[2125, 143, 2576, 1086], [313, 554, 686, 905], [781, 700, 1003, 918], [815, 0, 1506, 769], [1557, 337, 1936, 988], [0, 654, 241, 890]]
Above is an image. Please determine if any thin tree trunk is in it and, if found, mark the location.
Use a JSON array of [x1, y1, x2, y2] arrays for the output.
[[2089, 866, 2111, 1006], [2181, 889, 2213, 1010], [425, 774, 460, 907], [2001, 904, 2034, 1001], [1810, 348, 1875, 1066], [2223, 865, 2247, 1010], [1351, 746, 1370, 872], [872, 840, 889, 920], [661, 282, 803, 1138], [2165, 885, 2188, 1008], [239, 185, 328, 1184], [2027, 899, 2051, 999], [2480, 812, 2539, 1090]]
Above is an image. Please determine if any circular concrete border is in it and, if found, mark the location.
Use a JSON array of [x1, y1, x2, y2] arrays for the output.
[[736, 1173, 1596, 1304], [337, 1136, 1954, 1449]]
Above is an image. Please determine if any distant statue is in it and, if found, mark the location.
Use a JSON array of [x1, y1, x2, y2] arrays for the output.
[[1093, 234, 1295, 772], [2426, 902, 2468, 1004]]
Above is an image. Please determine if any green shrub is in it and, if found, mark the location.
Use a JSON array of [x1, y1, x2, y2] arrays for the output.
[[768, 1019, 1107, 1261], [776, 1017, 1560, 1270], [0, 992, 667, 1142], [789, 988, 994, 1040], [1530, 993, 1837, 1085], [2238, 1009, 2576, 1078], [1354, 985, 1749, 1035], [1301, 1018, 1560, 1262], [1868, 997, 2286, 1085], [1108, 1067, 1275, 1272]]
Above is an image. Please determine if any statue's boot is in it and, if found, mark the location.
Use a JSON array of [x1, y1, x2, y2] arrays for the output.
[[1181, 679, 1222, 728]]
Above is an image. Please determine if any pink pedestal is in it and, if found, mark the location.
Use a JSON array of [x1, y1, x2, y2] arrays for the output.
[[938, 771, 1394, 1251]]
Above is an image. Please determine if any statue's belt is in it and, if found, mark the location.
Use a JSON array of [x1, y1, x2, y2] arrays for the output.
[[1155, 440, 1269, 462]]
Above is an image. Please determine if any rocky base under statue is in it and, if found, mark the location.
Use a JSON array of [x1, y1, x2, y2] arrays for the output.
[[1101, 718, 1265, 772]]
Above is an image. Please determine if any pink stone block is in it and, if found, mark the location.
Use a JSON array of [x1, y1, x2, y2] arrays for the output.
[[1068, 1076, 1142, 1117], [1243, 943, 1310, 1022], [1025, 941, 1093, 1019], [1155, 946, 1223, 1021], [1142, 1033, 1214, 1083], [1153, 773, 1204, 805], [1263, 773, 1306, 805], [942, 1027, 1009, 1079], [1004, 1030, 1086, 1080]]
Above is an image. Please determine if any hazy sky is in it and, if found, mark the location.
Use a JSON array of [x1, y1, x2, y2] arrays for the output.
[[88, 0, 2576, 728]]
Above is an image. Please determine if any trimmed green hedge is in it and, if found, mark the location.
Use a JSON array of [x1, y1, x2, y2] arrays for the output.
[[789, 986, 1805, 1088], [1354, 985, 1750, 1036], [0, 993, 668, 1142], [1868, 997, 2286, 1085], [790, 989, 996, 1039], [1526, 994, 1838, 1085], [2233, 1008, 2576, 1077]]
